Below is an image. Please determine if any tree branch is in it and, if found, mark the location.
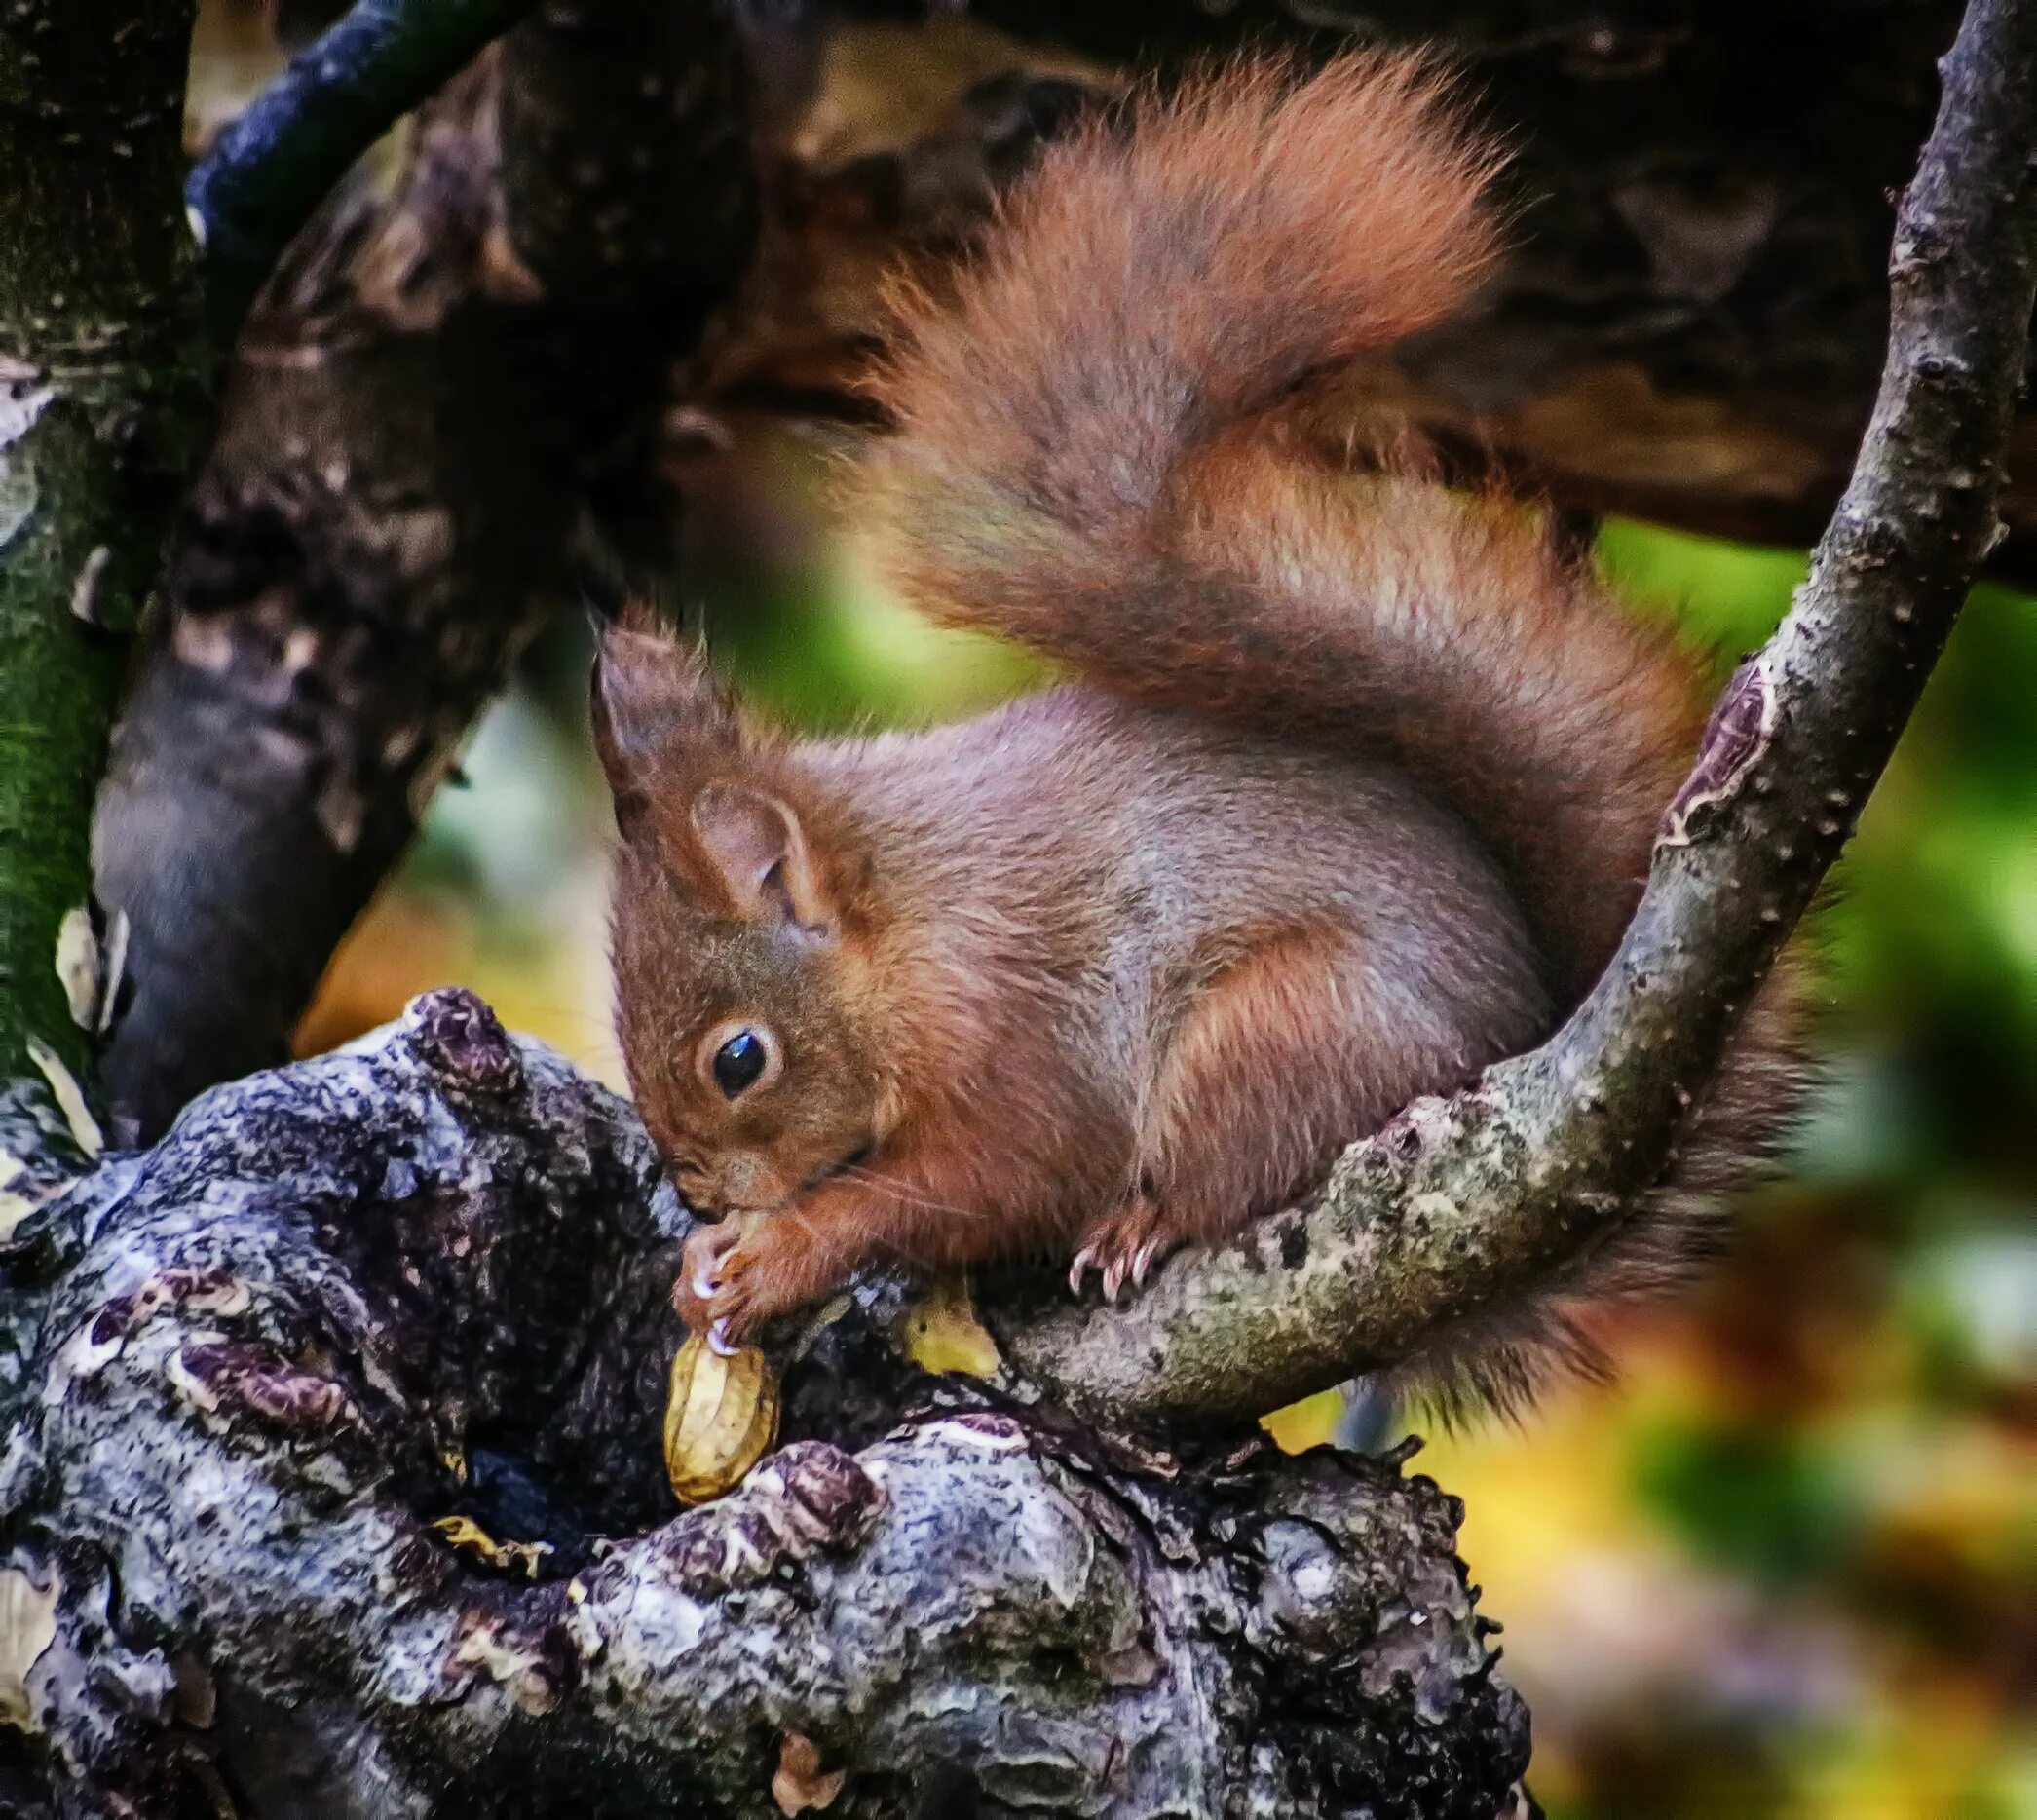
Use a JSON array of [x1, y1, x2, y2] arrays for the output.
[[989, 0, 2037, 1430], [0, 2, 205, 1174], [1, 992, 1525, 1815], [187, 0, 540, 339]]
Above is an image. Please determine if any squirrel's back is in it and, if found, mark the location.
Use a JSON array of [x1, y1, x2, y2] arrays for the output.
[[851, 52, 1706, 1005], [845, 52, 1801, 1413]]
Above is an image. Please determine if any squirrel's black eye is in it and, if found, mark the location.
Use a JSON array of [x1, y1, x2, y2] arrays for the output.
[[712, 1029, 770, 1097]]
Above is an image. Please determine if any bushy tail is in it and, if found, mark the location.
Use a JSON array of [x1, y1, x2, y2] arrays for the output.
[[851, 51, 1805, 1411], [853, 52, 1708, 1003]]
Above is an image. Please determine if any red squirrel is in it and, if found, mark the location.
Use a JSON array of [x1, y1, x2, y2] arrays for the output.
[[595, 54, 1797, 1400]]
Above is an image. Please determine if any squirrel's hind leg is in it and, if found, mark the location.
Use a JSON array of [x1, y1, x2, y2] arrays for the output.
[[1073, 927, 1424, 1300]]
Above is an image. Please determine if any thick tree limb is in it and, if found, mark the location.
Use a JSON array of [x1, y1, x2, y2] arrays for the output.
[[94, 2, 759, 1146], [0, 992, 1525, 1816], [0, 2, 205, 1173], [188, 0, 542, 340], [988, 0, 2037, 1430]]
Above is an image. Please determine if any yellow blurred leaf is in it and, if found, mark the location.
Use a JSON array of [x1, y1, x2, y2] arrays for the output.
[[1261, 1388, 1343, 1455], [431, 1515, 553, 1579], [898, 1277, 1001, 1379]]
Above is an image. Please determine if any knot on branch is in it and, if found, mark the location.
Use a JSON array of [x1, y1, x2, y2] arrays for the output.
[[747, 1440, 888, 1555], [638, 1440, 885, 1603], [403, 985, 525, 1098], [1658, 654, 1779, 848], [170, 1337, 352, 1437]]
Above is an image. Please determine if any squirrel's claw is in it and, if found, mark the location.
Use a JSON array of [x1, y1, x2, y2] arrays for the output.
[[1067, 1246, 1100, 1296], [676, 1220, 747, 1336], [1071, 1195, 1176, 1305], [1131, 1238, 1161, 1288], [706, 1317, 740, 1357]]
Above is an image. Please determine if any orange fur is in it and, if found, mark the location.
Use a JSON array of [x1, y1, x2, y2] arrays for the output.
[[603, 53, 1798, 1403]]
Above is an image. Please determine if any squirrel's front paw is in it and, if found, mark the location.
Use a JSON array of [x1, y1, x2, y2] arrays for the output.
[[1068, 1196, 1185, 1304], [673, 1219, 803, 1351], [674, 1222, 748, 1345]]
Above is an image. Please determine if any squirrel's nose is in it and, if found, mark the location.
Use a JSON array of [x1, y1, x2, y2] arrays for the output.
[[666, 1163, 724, 1221]]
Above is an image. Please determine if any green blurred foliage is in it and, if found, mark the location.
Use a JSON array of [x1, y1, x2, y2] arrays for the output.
[[1564, 523, 2033, 1820], [694, 539, 1045, 731]]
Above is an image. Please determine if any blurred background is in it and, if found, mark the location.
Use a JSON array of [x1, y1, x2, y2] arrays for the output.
[[197, 6, 2033, 1815]]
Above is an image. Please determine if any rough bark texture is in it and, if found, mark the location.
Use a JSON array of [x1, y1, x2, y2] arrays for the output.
[[0, 0, 205, 1171], [988, 0, 2037, 1431], [93, 2, 759, 1147], [0, 990, 1526, 1818]]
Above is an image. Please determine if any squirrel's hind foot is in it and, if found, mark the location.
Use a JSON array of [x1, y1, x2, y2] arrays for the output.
[[1068, 1196, 1188, 1304]]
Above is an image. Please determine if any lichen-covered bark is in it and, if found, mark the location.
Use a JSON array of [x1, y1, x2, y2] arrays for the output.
[[0, 991, 1525, 1817], [990, 0, 2037, 1431], [0, 1, 204, 1171], [94, 1, 760, 1146]]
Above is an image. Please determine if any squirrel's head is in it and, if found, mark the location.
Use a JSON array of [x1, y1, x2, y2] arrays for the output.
[[593, 617, 886, 1220]]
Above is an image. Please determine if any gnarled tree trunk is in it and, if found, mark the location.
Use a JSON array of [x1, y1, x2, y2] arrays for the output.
[[0, 992, 1528, 1817]]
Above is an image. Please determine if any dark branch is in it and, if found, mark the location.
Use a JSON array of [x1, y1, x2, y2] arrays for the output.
[[187, 0, 539, 337], [705, 1, 2037, 583], [991, 0, 2037, 1429], [95, 3, 760, 1145]]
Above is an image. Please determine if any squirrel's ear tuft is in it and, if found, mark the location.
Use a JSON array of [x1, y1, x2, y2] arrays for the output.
[[590, 610, 735, 837], [690, 783, 833, 934]]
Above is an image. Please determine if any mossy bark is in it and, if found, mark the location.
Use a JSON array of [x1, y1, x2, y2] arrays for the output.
[[0, 1, 204, 1169]]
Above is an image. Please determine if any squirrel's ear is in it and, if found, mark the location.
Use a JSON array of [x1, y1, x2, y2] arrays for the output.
[[590, 612, 734, 838], [690, 783, 833, 933]]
